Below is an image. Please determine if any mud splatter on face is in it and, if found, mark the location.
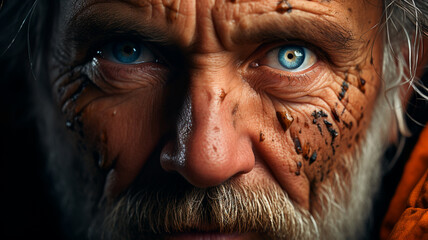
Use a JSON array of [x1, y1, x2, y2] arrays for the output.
[[302, 142, 311, 160], [295, 161, 302, 176], [328, 127, 338, 155], [343, 120, 353, 130], [358, 78, 366, 93], [276, 111, 294, 131], [311, 109, 339, 155], [259, 131, 265, 142], [276, 0, 292, 13], [331, 108, 340, 123], [317, 123, 323, 136], [312, 110, 328, 119], [338, 80, 349, 100], [309, 151, 317, 165], [293, 137, 303, 154], [312, 110, 328, 136], [323, 119, 333, 127]]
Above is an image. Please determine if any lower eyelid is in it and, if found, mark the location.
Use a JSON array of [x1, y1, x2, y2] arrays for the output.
[[90, 58, 169, 91], [244, 60, 323, 96], [98, 41, 157, 64]]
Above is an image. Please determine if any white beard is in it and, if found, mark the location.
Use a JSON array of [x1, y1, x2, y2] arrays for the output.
[[309, 92, 394, 240]]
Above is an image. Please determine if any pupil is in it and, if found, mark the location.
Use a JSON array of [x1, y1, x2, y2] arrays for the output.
[[277, 46, 305, 70], [123, 45, 134, 55]]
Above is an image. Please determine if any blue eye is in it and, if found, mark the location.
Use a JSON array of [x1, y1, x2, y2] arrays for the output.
[[98, 40, 156, 64], [278, 46, 305, 69], [262, 45, 317, 72], [113, 41, 141, 63]]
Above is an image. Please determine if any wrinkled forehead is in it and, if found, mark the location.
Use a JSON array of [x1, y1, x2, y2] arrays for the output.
[[57, 0, 382, 54]]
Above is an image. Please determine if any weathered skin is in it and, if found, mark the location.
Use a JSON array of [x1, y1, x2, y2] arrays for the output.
[[49, 0, 384, 238]]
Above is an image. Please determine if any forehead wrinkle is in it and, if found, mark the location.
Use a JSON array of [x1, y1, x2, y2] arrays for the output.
[[209, 0, 354, 52], [64, 0, 198, 47], [228, 10, 356, 56]]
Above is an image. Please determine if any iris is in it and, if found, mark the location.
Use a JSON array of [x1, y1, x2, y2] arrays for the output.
[[277, 46, 305, 70], [112, 41, 141, 64]]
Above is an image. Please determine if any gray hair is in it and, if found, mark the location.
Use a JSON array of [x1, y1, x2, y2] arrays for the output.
[[382, 0, 428, 136]]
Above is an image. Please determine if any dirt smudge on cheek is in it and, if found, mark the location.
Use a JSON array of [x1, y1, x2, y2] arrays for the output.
[[338, 80, 349, 101], [303, 142, 311, 160], [259, 131, 265, 142], [358, 78, 366, 93], [328, 126, 338, 155], [316, 123, 323, 136], [276, 111, 294, 132], [293, 137, 303, 154], [309, 151, 317, 165], [323, 119, 333, 127], [343, 120, 353, 130], [276, 0, 292, 13], [295, 161, 302, 176], [312, 110, 329, 136], [332, 108, 340, 123], [312, 110, 328, 118]]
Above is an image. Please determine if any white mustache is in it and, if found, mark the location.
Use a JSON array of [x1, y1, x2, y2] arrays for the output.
[[93, 178, 317, 240]]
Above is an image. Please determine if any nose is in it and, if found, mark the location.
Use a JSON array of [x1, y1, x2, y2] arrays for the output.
[[160, 69, 255, 188]]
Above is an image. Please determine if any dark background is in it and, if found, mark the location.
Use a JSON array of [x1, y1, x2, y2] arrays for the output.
[[0, 2, 427, 239]]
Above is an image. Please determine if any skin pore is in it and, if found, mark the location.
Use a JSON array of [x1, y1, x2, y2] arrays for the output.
[[48, 0, 385, 239]]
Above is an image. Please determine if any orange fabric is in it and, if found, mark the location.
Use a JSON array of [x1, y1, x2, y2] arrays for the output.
[[380, 126, 428, 239]]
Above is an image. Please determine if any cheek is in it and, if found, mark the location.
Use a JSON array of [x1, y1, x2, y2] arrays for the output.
[[78, 88, 165, 170], [256, 67, 380, 186]]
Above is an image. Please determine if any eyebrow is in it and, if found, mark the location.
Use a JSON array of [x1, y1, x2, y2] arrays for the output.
[[230, 14, 358, 57], [65, 10, 171, 48], [65, 1, 358, 61]]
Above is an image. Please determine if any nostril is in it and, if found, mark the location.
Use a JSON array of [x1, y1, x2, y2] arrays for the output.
[[160, 140, 184, 171]]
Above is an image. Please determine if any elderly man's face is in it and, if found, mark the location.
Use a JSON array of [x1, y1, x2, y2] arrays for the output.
[[48, 0, 387, 239]]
